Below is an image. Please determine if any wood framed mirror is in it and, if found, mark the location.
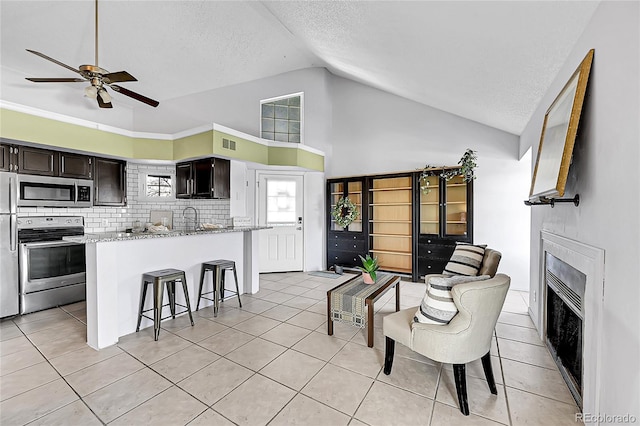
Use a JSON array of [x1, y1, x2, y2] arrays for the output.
[[529, 49, 594, 201]]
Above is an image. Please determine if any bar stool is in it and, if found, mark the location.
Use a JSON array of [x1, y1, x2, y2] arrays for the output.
[[197, 260, 242, 316], [136, 268, 195, 340]]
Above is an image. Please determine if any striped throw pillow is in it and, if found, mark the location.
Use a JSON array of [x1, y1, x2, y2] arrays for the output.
[[414, 275, 490, 325], [443, 243, 487, 276]]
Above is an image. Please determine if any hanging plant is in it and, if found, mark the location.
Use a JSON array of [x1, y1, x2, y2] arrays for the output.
[[331, 197, 359, 228], [419, 149, 478, 194]]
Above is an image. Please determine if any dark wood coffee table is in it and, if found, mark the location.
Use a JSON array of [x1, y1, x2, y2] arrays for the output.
[[327, 273, 401, 347]]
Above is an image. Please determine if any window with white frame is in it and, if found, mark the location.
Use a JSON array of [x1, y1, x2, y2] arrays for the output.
[[139, 172, 175, 200], [260, 93, 303, 143], [146, 175, 172, 197]]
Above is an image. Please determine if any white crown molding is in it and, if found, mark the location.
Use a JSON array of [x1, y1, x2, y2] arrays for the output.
[[213, 123, 324, 156], [1, 101, 325, 157], [172, 124, 214, 139], [0, 100, 172, 140]]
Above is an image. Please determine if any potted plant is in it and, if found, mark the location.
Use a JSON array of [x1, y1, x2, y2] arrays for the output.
[[358, 254, 379, 284], [419, 148, 478, 194]]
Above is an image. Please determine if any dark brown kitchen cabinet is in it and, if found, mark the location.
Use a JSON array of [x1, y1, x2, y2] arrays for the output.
[[212, 157, 230, 199], [175, 162, 192, 198], [94, 158, 126, 206], [59, 152, 92, 179], [17, 146, 57, 176], [0, 143, 14, 172], [175, 157, 230, 199], [15, 145, 93, 179]]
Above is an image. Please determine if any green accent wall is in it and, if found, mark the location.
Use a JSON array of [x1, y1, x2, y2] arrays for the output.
[[0, 108, 323, 171]]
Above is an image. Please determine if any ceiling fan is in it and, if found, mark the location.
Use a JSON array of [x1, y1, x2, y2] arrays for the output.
[[25, 0, 159, 109]]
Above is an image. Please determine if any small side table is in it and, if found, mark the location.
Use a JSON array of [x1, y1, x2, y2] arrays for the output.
[[327, 273, 401, 347]]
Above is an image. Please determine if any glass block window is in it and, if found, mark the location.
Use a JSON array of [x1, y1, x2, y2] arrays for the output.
[[266, 179, 297, 224], [146, 175, 172, 197], [261, 93, 303, 143]]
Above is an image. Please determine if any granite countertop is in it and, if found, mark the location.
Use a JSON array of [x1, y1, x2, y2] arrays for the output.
[[64, 226, 270, 243]]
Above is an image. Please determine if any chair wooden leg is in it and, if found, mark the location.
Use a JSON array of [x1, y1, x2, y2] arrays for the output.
[[383, 336, 395, 375], [481, 352, 498, 394], [453, 364, 470, 416]]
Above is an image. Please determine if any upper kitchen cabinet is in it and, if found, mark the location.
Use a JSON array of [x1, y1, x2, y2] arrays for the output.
[[15, 145, 92, 179], [59, 152, 92, 179], [176, 157, 230, 199], [94, 158, 126, 206], [17, 146, 57, 176], [0, 143, 16, 172]]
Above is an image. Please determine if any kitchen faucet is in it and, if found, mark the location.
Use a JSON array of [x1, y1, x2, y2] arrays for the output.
[[182, 206, 198, 232]]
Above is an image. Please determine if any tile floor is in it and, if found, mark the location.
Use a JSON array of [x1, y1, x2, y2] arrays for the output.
[[0, 272, 581, 425]]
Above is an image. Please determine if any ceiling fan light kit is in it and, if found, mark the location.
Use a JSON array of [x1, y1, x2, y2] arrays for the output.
[[24, 0, 158, 109]]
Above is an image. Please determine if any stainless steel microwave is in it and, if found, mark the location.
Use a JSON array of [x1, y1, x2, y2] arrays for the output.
[[16, 175, 93, 208]]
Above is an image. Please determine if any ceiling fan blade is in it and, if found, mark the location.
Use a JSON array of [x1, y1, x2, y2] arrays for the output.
[[26, 78, 86, 83], [102, 71, 137, 84], [26, 49, 82, 75], [96, 94, 113, 109], [110, 84, 159, 107]]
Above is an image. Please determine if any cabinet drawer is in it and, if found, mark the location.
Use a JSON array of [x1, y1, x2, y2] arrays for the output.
[[329, 232, 364, 241], [328, 250, 362, 267], [418, 260, 449, 277], [418, 244, 455, 260], [330, 238, 366, 252]]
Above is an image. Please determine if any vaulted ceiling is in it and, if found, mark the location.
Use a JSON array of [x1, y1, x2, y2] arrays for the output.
[[0, 1, 599, 136]]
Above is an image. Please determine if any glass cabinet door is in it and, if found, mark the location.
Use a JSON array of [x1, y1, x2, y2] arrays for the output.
[[444, 175, 468, 237], [329, 181, 345, 231], [346, 181, 363, 232], [419, 176, 440, 235]]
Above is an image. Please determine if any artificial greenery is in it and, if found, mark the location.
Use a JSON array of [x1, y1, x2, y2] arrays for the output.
[[419, 149, 478, 194], [358, 254, 379, 281], [331, 197, 360, 228]]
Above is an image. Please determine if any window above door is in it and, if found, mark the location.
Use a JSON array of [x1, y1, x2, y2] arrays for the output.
[[260, 92, 303, 143]]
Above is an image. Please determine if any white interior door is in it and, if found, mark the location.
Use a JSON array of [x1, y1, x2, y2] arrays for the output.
[[258, 173, 304, 272]]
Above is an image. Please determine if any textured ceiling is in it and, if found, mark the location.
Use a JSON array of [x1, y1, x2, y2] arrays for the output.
[[0, 1, 599, 136]]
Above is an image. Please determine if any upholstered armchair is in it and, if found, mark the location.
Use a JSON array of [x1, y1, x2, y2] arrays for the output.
[[382, 273, 510, 415]]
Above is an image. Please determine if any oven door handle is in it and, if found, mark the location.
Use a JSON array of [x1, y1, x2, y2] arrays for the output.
[[20, 240, 84, 249]]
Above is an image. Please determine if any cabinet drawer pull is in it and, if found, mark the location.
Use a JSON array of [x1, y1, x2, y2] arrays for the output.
[[427, 240, 431, 243], [428, 250, 432, 254], [353, 245, 357, 248], [335, 243, 338, 247], [353, 236, 357, 239], [427, 265, 432, 269], [334, 256, 338, 260]]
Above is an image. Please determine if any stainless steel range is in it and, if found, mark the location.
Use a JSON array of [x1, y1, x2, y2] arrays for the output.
[[18, 216, 86, 314]]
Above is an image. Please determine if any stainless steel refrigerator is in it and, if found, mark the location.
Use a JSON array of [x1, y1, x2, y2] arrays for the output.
[[0, 171, 19, 317]]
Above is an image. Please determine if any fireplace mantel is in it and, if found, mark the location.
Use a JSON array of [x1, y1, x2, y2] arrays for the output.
[[538, 231, 605, 417]]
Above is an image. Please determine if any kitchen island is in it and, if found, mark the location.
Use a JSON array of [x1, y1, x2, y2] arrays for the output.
[[65, 227, 268, 350]]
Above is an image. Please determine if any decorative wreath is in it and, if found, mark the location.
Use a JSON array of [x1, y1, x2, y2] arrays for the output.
[[331, 197, 360, 228]]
